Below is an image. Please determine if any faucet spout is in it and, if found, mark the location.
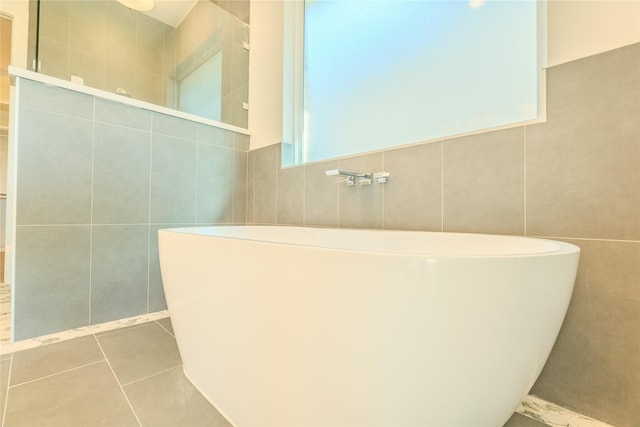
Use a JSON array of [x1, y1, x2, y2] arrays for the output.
[[324, 169, 370, 179]]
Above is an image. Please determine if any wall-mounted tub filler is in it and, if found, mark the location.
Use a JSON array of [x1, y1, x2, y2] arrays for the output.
[[325, 169, 390, 185]]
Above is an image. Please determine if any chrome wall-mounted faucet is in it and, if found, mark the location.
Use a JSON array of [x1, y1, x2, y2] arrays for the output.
[[325, 169, 390, 186]]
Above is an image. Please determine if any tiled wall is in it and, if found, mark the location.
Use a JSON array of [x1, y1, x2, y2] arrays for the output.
[[12, 78, 248, 341], [28, 0, 177, 106], [27, 0, 250, 129], [177, 0, 250, 128], [247, 43, 640, 426]]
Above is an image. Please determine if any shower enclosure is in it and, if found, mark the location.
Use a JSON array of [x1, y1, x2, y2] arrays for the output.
[[27, 0, 249, 128]]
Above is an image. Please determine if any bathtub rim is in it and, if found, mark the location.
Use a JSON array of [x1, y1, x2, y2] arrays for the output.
[[158, 225, 580, 259]]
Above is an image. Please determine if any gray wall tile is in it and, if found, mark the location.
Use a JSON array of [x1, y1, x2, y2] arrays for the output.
[[196, 144, 233, 224], [526, 45, 640, 240], [95, 98, 152, 131], [531, 239, 640, 426], [384, 142, 442, 231], [17, 108, 93, 225], [277, 165, 304, 225], [14, 226, 91, 340], [152, 112, 197, 140], [19, 79, 94, 119], [443, 128, 525, 235], [233, 150, 248, 224], [304, 160, 339, 227], [149, 134, 197, 224], [253, 144, 278, 224], [92, 123, 151, 224], [90, 225, 149, 324], [234, 133, 250, 152], [246, 150, 255, 223], [197, 123, 234, 148], [339, 153, 383, 229]]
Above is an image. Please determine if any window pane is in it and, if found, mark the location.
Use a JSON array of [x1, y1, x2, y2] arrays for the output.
[[303, 0, 540, 163]]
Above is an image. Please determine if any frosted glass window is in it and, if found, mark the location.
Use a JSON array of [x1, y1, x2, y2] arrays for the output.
[[179, 52, 223, 121], [299, 0, 542, 163]]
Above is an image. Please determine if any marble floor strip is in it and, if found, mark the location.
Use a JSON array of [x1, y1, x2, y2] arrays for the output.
[[0, 282, 10, 344], [0, 309, 169, 355], [517, 395, 616, 427]]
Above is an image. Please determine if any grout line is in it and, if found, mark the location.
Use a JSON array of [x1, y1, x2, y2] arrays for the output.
[[120, 364, 182, 388], [7, 359, 105, 389], [95, 337, 143, 427], [88, 98, 96, 325], [155, 319, 174, 338], [147, 126, 153, 314], [1, 352, 14, 426]]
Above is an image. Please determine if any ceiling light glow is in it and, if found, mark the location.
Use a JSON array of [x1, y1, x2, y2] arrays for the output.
[[117, 0, 156, 12]]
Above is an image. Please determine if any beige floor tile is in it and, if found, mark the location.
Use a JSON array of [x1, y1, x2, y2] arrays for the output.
[[10, 335, 104, 386], [1, 356, 11, 421], [156, 317, 174, 336], [503, 413, 548, 427], [96, 321, 182, 385], [124, 366, 231, 427], [3, 361, 139, 426]]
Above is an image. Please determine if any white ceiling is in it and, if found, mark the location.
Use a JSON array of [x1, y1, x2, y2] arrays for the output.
[[144, 0, 198, 28]]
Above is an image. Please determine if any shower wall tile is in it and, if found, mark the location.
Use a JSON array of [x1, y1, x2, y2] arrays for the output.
[[136, 19, 165, 76], [16, 108, 93, 225], [526, 45, 640, 241], [531, 239, 640, 426], [253, 144, 278, 224], [197, 123, 234, 149], [95, 98, 152, 131], [384, 142, 442, 231], [304, 160, 339, 227], [152, 112, 197, 140], [104, 62, 137, 98], [196, 144, 233, 224], [90, 225, 150, 324], [68, 47, 106, 91], [92, 123, 151, 224], [233, 150, 248, 224], [68, 0, 107, 58], [39, 0, 70, 45], [14, 226, 91, 341], [149, 134, 197, 224], [277, 165, 304, 225], [19, 79, 93, 119], [339, 153, 384, 229], [135, 71, 163, 106], [105, 3, 137, 67], [37, 37, 69, 81], [443, 128, 525, 235]]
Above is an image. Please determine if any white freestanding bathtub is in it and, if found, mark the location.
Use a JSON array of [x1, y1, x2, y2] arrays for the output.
[[158, 226, 579, 427]]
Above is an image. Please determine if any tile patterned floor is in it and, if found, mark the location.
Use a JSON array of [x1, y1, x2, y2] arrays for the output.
[[0, 315, 544, 427], [0, 319, 231, 427]]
